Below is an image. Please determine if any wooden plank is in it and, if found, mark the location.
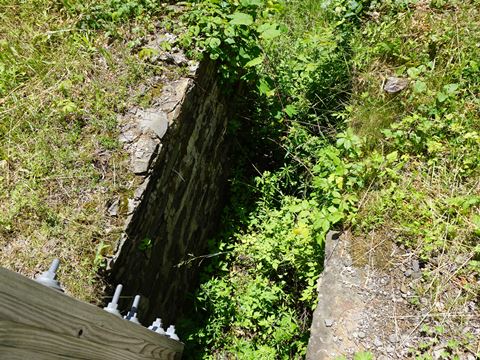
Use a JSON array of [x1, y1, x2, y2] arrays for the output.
[[0, 268, 183, 360], [0, 321, 155, 360], [0, 345, 76, 360]]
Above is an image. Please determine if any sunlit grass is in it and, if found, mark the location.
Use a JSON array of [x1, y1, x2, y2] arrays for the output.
[[0, 0, 161, 301]]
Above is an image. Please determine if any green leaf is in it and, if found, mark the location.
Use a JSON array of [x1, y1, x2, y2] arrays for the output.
[[258, 78, 274, 97], [59, 99, 77, 114], [443, 83, 459, 95], [413, 80, 427, 93], [207, 37, 221, 49], [386, 151, 398, 163], [258, 23, 282, 40], [261, 27, 281, 40], [138, 47, 159, 60], [284, 104, 297, 117], [436, 91, 448, 103], [407, 66, 421, 79], [472, 214, 480, 228], [245, 55, 264, 68], [353, 352, 374, 360], [240, 0, 262, 6], [229, 12, 254, 26]]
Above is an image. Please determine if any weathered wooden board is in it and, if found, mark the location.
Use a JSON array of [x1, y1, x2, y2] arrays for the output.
[[0, 345, 75, 360], [0, 321, 156, 360], [0, 267, 183, 360]]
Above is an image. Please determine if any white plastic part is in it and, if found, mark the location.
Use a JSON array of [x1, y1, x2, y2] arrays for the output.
[[148, 318, 166, 335], [166, 325, 179, 341], [125, 312, 141, 324], [124, 295, 141, 325], [35, 258, 64, 292], [103, 284, 123, 317]]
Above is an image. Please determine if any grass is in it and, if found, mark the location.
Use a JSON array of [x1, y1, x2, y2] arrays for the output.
[[1, 0, 478, 358], [0, 0, 172, 301], [347, 0, 480, 356], [176, 0, 363, 358]]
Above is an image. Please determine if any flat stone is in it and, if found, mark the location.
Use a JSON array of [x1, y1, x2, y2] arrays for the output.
[[119, 125, 141, 144], [168, 52, 188, 66], [384, 77, 409, 93], [189, 61, 199, 75], [306, 232, 367, 359], [130, 135, 158, 174], [158, 79, 191, 115], [138, 109, 169, 139], [134, 177, 151, 200], [107, 199, 119, 216]]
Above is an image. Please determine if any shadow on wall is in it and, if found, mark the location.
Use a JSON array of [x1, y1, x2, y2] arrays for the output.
[[109, 60, 236, 325]]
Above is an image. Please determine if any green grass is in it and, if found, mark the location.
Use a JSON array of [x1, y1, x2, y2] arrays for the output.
[[178, 0, 480, 358], [0, 0, 169, 301], [2, 0, 478, 358], [347, 0, 480, 356], [177, 0, 364, 358]]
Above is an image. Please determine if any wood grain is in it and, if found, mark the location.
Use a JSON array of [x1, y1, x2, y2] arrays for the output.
[[0, 321, 156, 360], [0, 268, 183, 360], [0, 345, 75, 360]]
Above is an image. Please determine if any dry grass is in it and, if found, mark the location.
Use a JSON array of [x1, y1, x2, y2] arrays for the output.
[[0, 0, 166, 302], [347, 0, 480, 355]]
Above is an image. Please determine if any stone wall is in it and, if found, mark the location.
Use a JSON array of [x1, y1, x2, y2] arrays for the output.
[[109, 60, 232, 324]]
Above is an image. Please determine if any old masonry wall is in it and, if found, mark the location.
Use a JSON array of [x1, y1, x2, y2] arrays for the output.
[[109, 59, 233, 325]]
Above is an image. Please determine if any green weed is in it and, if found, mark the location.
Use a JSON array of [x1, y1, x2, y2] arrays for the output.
[[0, 0, 167, 301]]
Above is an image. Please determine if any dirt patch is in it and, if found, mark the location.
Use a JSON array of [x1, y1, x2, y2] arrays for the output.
[[307, 230, 480, 359]]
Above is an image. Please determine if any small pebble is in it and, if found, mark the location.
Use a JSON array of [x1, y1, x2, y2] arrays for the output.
[[374, 337, 383, 347], [412, 259, 420, 272], [389, 334, 398, 343], [324, 319, 334, 327], [357, 331, 366, 339]]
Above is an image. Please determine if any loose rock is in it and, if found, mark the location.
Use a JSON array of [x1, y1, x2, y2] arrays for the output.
[[412, 259, 420, 272], [384, 77, 409, 93], [107, 199, 119, 217], [389, 334, 399, 343]]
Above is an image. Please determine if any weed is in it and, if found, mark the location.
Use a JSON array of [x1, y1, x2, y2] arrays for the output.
[[0, 0, 166, 301]]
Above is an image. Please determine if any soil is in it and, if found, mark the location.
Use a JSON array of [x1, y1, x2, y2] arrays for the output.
[[306, 231, 480, 359]]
